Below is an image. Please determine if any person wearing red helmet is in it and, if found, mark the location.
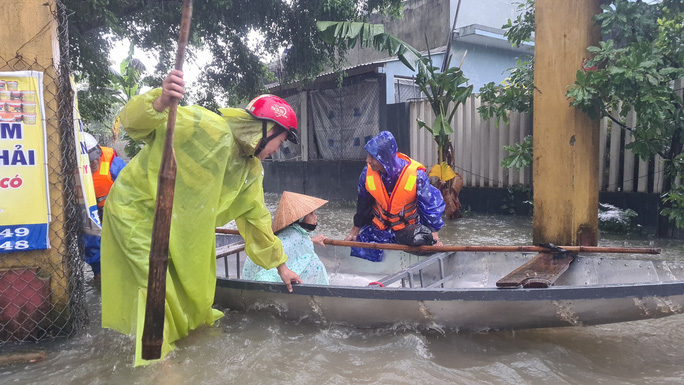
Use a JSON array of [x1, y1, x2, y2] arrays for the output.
[[245, 94, 299, 156], [101, 69, 301, 366]]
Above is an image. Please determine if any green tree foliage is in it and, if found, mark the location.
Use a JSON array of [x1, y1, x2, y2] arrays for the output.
[[501, 135, 533, 169], [78, 44, 148, 156], [567, 0, 684, 234], [317, 21, 422, 71], [111, 44, 148, 157], [662, 182, 684, 229], [478, 59, 534, 123], [62, 0, 403, 122], [501, 0, 535, 49], [477, 0, 534, 170], [479, 0, 684, 234]]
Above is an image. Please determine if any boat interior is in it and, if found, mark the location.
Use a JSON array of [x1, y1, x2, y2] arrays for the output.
[[216, 234, 684, 290]]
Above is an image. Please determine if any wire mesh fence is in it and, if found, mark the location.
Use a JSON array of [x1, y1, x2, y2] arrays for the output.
[[0, 0, 88, 344]]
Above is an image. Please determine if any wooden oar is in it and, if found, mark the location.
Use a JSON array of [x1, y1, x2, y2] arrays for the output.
[[322, 239, 661, 254], [214, 228, 661, 254], [141, 0, 193, 361]]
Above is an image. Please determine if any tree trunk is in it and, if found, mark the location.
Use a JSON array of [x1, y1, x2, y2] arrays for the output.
[[440, 174, 464, 219], [436, 139, 463, 219]]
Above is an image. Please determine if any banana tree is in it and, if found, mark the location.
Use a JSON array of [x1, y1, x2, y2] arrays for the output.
[[110, 44, 147, 104], [317, 21, 473, 218], [415, 51, 472, 176], [110, 44, 148, 157], [77, 43, 148, 157]]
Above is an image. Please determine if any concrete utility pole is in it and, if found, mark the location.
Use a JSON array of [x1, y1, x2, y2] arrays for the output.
[[532, 0, 602, 246]]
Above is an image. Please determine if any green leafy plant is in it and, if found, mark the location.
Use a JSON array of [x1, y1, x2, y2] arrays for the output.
[[661, 186, 684, 230], [316, 21, 422, 71], [567, 0, 684, 235], [111, 45, 148, 158], [479, 0, 684, 234], [501, 0, 535, 49], [478, 59, 534, 125], [78, 44, 149, 157], [414, 53, 473, 168], [110, 45, 147, 104], [501, 135, 533, 169], [477, 0, 535, 170], [63, 0, 403, 118], [660, 154, 684, 230], [501, 184, 533, 216]]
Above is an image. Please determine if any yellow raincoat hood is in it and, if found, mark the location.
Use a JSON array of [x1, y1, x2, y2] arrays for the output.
[[218, 107, 275, 158], [100, 88, 286, 366]]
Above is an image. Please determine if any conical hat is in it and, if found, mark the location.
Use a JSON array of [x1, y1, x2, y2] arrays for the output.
[[272, 191, 328, 233]]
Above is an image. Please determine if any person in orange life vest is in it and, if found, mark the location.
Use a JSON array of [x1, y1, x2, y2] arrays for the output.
[[82, 132, 126, 280], [344, 131, 446, 262]]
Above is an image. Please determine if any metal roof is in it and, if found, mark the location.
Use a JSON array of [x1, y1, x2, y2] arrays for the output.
[[266, 45, 449, 92]]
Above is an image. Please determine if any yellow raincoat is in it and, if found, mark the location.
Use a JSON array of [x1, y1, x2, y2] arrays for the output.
[[100, 88, 288, 366]]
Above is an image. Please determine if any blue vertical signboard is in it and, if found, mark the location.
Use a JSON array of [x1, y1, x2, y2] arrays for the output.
[[0, 71, 50, 252]]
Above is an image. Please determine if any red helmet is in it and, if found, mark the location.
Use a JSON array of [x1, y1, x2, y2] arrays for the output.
[[245, 94, 299, 144]]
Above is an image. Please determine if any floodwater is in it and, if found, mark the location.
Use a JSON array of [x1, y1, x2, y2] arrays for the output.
[[2, 194, 684, 384]]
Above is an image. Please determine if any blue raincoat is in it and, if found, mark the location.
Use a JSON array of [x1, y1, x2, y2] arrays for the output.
[[352, 131, 445, 261]]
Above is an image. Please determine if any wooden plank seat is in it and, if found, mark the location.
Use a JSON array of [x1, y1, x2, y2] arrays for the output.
[[496, 252, 576, 288]]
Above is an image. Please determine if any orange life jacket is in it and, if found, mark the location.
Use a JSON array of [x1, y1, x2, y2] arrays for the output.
[[365, 153, 426, 231], [92, 146, 115, 208]]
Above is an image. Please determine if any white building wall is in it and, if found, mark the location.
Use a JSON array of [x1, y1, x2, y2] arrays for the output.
[[451, 41, 529, 91], [380, 0, 532, 104], [451, 0, 520, 30]]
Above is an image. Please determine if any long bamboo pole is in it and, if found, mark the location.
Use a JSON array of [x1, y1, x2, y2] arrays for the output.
[[214, 228, 661, 254], [322, 239, 661, 254], [141, 0, 193, 361]]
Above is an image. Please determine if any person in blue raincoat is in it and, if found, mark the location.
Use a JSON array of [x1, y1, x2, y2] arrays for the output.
[[344, 131, 446, 262]]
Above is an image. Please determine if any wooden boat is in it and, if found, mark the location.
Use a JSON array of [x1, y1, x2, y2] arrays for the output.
[[213, 233, 684, 332]]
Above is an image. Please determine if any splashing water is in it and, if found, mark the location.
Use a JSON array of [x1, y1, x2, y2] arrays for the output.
[[1, 196, 684, 384]]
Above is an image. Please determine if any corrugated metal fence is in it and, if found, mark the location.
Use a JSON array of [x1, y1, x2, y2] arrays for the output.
[[408, 83, 684, 194], [409, 96, 532, 189]]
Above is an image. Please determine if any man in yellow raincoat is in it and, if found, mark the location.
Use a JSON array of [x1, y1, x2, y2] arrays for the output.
[[100, 70, 302, 366]]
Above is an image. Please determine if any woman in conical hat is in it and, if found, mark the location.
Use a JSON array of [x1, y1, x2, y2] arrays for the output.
[[242, 191, 329, 285]]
